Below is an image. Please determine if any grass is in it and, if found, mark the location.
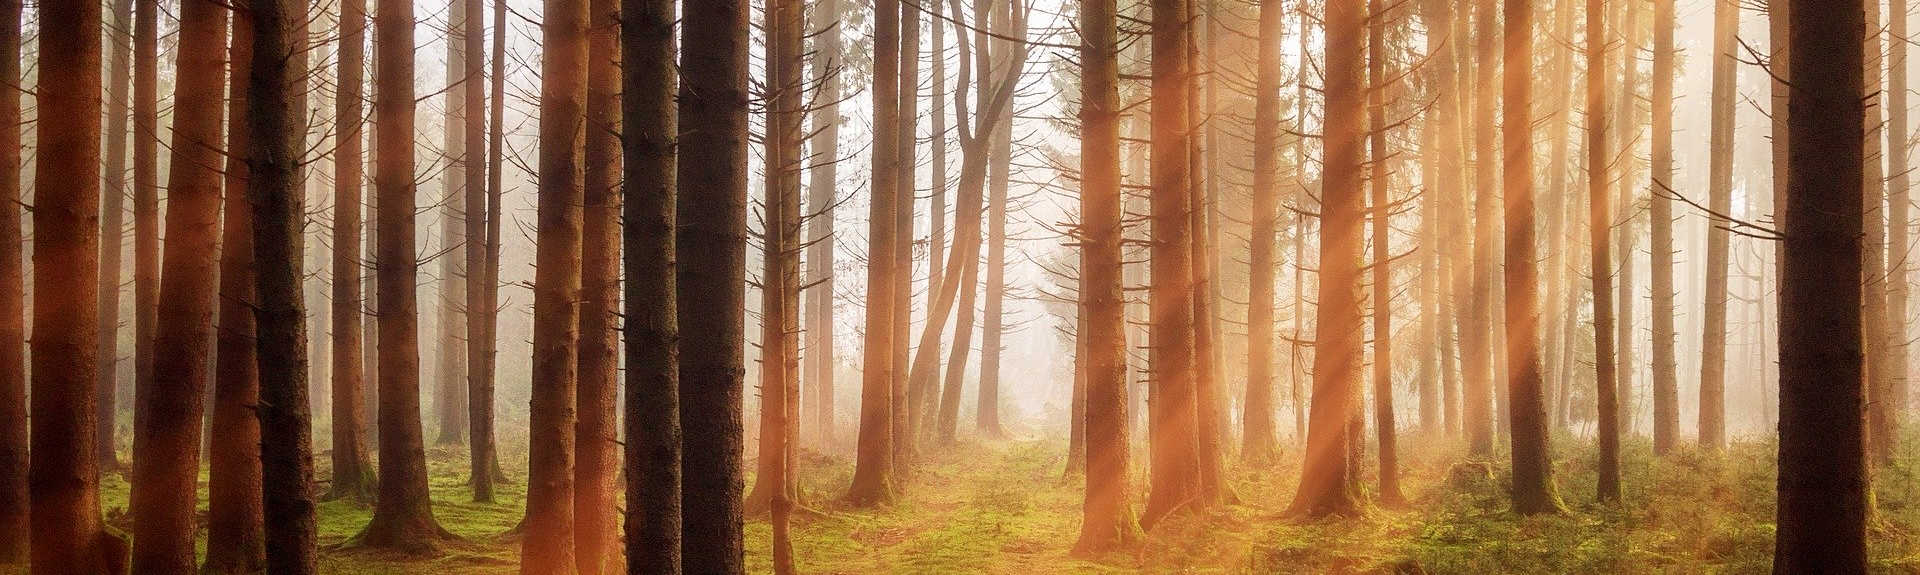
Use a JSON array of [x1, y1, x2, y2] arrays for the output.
[[7, 432, 1920, 573]]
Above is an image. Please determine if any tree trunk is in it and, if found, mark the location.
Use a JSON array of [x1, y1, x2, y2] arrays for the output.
[[1188, 4, 1226, 506], [1700, 0, 1736, 452], [763, 4, 802, 570], [32, 2, 129, 572], [1587, 0, 1621, 503], [1505, 0, 1558, 514], [892, 0, 921, 470], [1242, 0, 1284, 466], [521, 0, 590, 569], [806, 0, 841, 453], [1071, 0, 1144, 551], [1368, 0, 1403, 506], [435, 0, 471, 448], [573, 0, 621, 570], [95, 0, 133, 472], [1611, 0, 1643, 439], [247, 0, 318, 569], [849, 0, 900, 506], [1773, 0, 1868, 569], [1463, 0, 1497, 458], [917, 0, 948, 451], [129, 0, 226, 570], [353, 0, 450, 551], [130, 0, 161, 499], [978, 0, 1017, 440], [1289, 0, 1363, 517], [328, 0, 374, 503], [206, 11, 266, 571], [622, 0, 680, 570], [472, 0, 508, 501], [1650, 0, 1679, 456], [1876, 0, 1907, 465], [0, 0, 20, 561], [678, 1, 750, 570], [1865, 0, 1894, 466], [1142, 0, 1201, 528]]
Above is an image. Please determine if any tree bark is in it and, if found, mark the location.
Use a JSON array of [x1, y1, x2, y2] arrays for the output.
[[678, 1, 750, 570], [623, 0, 680, 570], [0, 0, 21, 562], [329, 0, 375, 503], [1071, 0, 1144, 551], [1887, 0, 1908, 464], [95, 0, 134, 472], [1773, 0, 1868, 569], [435, 0, 472, 448], [472, 0, 508, 501], [129, 0, 226, 570], [1587, 0, 1621, 504], [1700, 0, 1736, 452], [806, 0, 841, 453], [1142, 0, 1201, 528], [1289, 0, 1363, 517], [1463, 0, 1497, 458], [978, 0, 1017, 440], [353, 0, 451, 551], [130, 0, 160, 498], [1650, 0, 1679, 456], [849, 0, 901, 506], [1242, 0, 1284, 466], [892, 0, 921, 470], [1368, 0, 1403, 506], [574, 0, 621, 570], [247, 0, 318, 569], [206, 11, 266, 572]]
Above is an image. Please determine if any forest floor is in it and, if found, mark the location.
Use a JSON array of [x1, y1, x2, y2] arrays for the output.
[[11, 432, 1920, 574]]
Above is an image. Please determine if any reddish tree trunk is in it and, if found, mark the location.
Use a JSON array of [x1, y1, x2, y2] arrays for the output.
[[1142, 0, 1200, 528], [622, 0, 681, 569], [849, 0, 901, 506], [0, 0, 24, 563], [574, 0, 622, 570], [95, 0, 133, 472], [328, 0, 374, 502]]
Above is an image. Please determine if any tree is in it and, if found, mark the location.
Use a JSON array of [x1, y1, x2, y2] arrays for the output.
[[1071, 0, 1144, 553], [762, 3, 803, 569], [206, 10, 266, 571], [435, 0, 473, 448], [979, 0, 1019, 440], [1188, 1, 1225, 505], [353, 0, 452, 550], [1242, 0, 1285, 466], [1586, 0, 1621, 503], [328, 0, 374, 503], [1649, 0, 1678, 456], [1464, 0, 1497, 458], [521, 0, 591, 568], [1142, 0, 1201, 527], [575, 0, 622, 569], [95, 0, 134, 471], [471, 0, 507, 502], [247, 0, 318, 569], [0, 0, 22, 563], [623, 0, 680, 569], [806, 0, 842, 452], [1289, 0, 1364, 517], [130, 0, 227, 569], [1886, 0, 1909, 466], [1773, 0, 1867, 570], [892, 0, 921, 469], [1864, 0, 1895, 464], [1699, 0, 1736, 452], [1368, 0, 1404, 506], [849, 0, 901, 506], [679, 0, 750, 570], [131, 0, 160, 496]]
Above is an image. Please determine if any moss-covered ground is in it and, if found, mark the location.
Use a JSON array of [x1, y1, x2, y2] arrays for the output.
[[12, 433, 1920, 573]]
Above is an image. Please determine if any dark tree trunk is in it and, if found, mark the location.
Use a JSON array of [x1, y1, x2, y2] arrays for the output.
[[129, 0, 227, 570], [0, 0, 22, 563], [206, 12, 266, 572], [329, 0, 374, 503], [353, 0, 451, 551], [31, 1, 129, 572], [247, 0, 318, 569], [1070, 0, 1143, 552], [1587, 0, 1621, 504], [131, 0, 160, 497], [849, 0, 900, 506], [678, 1, 750, 570], [1289, 0, 1363, 518], [574, 0, 621, 570], [1774, 0, 1867, 569], [522, 0, 590, 569], [623, 0, 680, 569], [1505, 0, 1557, 515], [95, 0, 133, 472]]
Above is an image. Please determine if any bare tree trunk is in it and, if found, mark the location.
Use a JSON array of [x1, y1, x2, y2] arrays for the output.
[[1141, 0, 1201, 528], [850, 0, 901, 506], [247, 0, 318, 568], [95, 0, 133, 472], [978, 0, 1017, 440], [130, 0, 227, 570], [1773, 0, 1867, 569], [1369, 0, 1403, 506], [892, 0, 921, 470], [1864, 0, 1893, 466], [1289, 0, 1364, 518], [678, 2, 750, 571], [1650, 0, 1678, 456], [328, 0, 374, 503], [622, 0, 680, 571], [206, 12, 266, 572], [1888, 0, 1908, 457], [764, 4, 802, 570], [573, 0, 621, 571], [806, 0, 841, 453], [435, 0, 472, 448], [1504, 0, 1558, 515], [1242, 0, 1284, 466], [1700, 0, 1737, 452], [0, 0, 22, 561], [1464, 0, 1497, 457], [130, 0, 160, 499], [1187, 2, 1226, 506], [33, 2, 129, 572], [1587, 0, 1621, 504], [917, 0, 948, 449], [353, 0, 451, 551], [471, 0, 508, 501], [1071, 0, 1143, 551], [1539, 0, 1574, 433]]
